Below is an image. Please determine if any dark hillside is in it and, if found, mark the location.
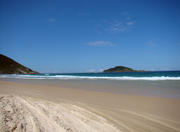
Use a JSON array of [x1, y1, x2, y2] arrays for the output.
[[0, 54, 39, 74]]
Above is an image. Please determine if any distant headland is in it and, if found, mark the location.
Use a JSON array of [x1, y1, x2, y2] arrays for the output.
[[103, 66, 146, 73], [0, 54, 39, 74]]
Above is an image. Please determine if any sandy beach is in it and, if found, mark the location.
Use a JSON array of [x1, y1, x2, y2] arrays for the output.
[[0, 79, 180, 132], [1, 0, 180, 131]]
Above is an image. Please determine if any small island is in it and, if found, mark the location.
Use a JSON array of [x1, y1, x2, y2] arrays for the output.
[[0, 54, 39, 74], [103, 66, 145, 72]]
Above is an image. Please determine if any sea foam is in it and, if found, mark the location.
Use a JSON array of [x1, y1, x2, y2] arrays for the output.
[[1, 74, 180, 80]]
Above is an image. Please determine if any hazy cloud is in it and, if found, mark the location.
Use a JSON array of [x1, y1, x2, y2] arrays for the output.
[[97, 12, 135, 33], [108, 20, 134, 32], [176, 42, 180, 46], [146, 41, 157, 47], [126, 21, 134, 26], [86, 41, 115, 46], [87, 69, 103, 73], [121, 11, 131, 20], [48, 18, 56, 22], [110, 21, 127, 32]]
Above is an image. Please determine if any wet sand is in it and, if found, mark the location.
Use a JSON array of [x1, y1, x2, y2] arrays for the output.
[[0, 80, 180, 132]]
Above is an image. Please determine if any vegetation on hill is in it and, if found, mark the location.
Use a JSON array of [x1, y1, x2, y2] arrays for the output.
[[103, 66, 145, 72]]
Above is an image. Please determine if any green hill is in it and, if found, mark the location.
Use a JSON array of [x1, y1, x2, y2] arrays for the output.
[[103, 66, 144, 72]]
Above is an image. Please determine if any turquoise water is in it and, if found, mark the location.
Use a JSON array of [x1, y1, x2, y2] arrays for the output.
[[1, 71, 180, 80], [47, 71, 180, 77]]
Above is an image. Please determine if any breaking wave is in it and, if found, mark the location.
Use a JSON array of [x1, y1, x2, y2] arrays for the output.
[[1, 74, 180, 80]]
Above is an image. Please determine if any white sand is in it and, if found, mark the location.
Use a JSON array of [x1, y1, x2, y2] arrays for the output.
[[0, 80, 180, 132], [0, 94, 119, 132]]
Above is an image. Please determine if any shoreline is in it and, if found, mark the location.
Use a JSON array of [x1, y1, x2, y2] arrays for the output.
[[0, 79, 180, 131], [1, 78, 180, 99]]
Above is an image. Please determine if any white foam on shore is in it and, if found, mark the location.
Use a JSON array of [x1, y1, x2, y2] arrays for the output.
[[1, 74, 180, 80]]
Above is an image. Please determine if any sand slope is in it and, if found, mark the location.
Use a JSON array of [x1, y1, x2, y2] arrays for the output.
[[0, 95, 119, 132]]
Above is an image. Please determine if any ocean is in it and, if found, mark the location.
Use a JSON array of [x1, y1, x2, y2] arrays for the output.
[[1, 71, 180, 98], [0, 71, 180, 80]]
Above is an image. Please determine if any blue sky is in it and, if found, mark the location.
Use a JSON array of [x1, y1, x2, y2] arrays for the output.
[[0, 0, 180, 73]]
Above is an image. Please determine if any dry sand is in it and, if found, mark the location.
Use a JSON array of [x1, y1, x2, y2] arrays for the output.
[[0, 95, 118, 132], [0, 80, 180, 132]]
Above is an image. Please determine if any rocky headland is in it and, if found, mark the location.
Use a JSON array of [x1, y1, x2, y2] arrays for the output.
[[0, 54, 39, 74]]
